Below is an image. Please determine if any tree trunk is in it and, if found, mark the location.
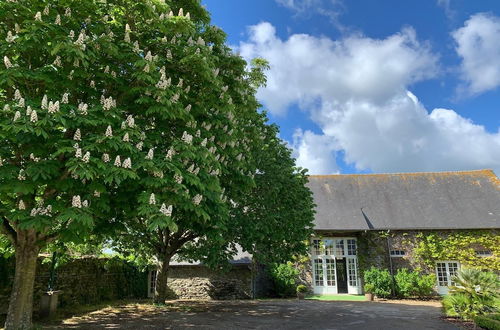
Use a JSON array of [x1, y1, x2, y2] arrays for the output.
[[4, 230, 40, 330], [153, 253, 173, 304]]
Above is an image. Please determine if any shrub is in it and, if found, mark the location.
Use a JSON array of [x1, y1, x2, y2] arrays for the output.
[[394, 269, 436, 298], [474, 315, 500, 330], [296, 284, 308, 294], [269, 263, 300, 297], [443, 269, 500, 320], [364, 283, 375, 294], [364, 267, 392, 298]]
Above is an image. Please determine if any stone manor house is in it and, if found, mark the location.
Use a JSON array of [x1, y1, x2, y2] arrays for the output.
[[150, 169, 500, 299]]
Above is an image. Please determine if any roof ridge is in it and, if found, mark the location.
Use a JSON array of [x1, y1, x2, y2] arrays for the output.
[[309, 169, 497, 178]]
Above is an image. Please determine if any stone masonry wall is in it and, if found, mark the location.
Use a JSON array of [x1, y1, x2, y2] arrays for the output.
[[156, 265, 253, 300]]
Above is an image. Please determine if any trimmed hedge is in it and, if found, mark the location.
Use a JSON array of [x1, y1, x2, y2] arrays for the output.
[[475, 315, 500, 330]]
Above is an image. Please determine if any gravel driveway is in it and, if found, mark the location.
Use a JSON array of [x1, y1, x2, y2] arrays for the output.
[[45, 299, 458, 330]]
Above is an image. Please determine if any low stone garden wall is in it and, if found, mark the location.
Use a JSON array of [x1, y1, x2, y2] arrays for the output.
[[154, 265, 254, 300], [0, 257, 148, 314]]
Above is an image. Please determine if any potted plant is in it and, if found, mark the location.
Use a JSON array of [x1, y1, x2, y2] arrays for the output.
[[296, 284, 308, 300], [364, 283, 375, 301]]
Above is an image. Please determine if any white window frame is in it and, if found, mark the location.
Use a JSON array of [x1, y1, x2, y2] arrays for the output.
[[311, 237, 361, 295], [435, 261, 460, 295]]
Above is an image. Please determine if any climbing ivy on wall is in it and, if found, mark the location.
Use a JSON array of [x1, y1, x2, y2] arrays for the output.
[[411, 231, 500, 271]]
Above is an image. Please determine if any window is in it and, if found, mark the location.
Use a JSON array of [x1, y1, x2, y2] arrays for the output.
[[335, 239, 345, 256], [390, 250, 406, 257], [436, 261, 460, 287], [348, 258, 358, 287], [324, 239, 334, 255], [313, 239, 322, 255], [314, 259, 324, 286], [325, 259, 336, 286], [347, 239, 357, 256], [476, 250, 492, 257]]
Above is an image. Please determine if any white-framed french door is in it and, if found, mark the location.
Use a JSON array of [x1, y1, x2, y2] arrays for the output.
[[435, 261, 460, 295], [311, 237, 361, 295]]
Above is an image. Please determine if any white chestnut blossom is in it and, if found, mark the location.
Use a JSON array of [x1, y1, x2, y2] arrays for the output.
[[74, 30, 86, 49], [187, 164, 195, 173], [75, 148, 82, 158], [105, 125, 113, 137], [166, 147, 175, 160], [149, 193, 156, 205], [18, 169, 26, 181], [145, 148, 154, 160], [18, 98, 24, 108], [72, 195, 82, 208], [14, 89, 21, 100], [213, 68, 219, 77], [166, 49, 172, 60], [133, 41, 140, 53], [26, 106, 32, 116], [193, 167, 200, 175], [73, 129, 81, 141], [55, 14, 61, 25], [143, 64, 150, 73], [34, 12, 42, 21], [102, 153, 110, 162], [48, 101, 60, 113], [101, 96, 116, 110], [136, 142, 143, 150], [122, 133, 129, 142], [94, 191, 101, 197], [192, 194, 203, 205], [69, 30, 75, 39], [14, 23, 20, 33], [145, 51, 153, 61], [181, 131, 193, 144], [126, 115, 135, 127], [174, 173, 183, 184], [53, 56, 62, 67], [62, 93, 69, 104], [18, 200, 26, 210], [160, 204, 173, 217], [82, 152, 90, 163], [30, 110, 38, 123], [6, 31, 14, 43], [153, 171, 163, 178], [3, 104, 10, 111], [43, 5, 49, 15], [114, 155, 121, 166], [201, 138, 207, 147], [178, 8, 184, 16], [184, 85, 191, 93], [122, 157, 132, 169], [78, 103, 88, 115], [185, 104, 191, 112], [65, 8, 71, 17], [82, 200, 89, 208]]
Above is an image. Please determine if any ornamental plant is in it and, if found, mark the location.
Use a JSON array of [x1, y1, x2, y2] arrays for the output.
[[363, 267, 393, 298], [0, 0, 270, 328]]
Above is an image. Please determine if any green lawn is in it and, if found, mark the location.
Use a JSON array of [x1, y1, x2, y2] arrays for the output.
[[306, 294, 366, 301]]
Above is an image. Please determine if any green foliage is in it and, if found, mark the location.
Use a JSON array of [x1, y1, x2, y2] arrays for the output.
[[269, 262, 300, 297], [296, 284, 307, 294], [364, 283, 375, 294], [394, 268, 435, 298], [413, 231, 500, 271], [474, 315, 500, 330], [443, 269, 500, 320], [363, 267, 392, 298]]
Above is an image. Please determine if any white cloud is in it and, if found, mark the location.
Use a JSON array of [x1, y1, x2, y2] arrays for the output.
[[240, 22, 500, 174], [453, 13, 500, 95], [292, 129, 339, 174]]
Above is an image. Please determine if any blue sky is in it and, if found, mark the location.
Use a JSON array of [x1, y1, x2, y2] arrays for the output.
[[203, 0, 500, 175]]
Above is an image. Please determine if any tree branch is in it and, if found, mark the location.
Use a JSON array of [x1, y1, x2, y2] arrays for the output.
[[1, 217, 17, 245]]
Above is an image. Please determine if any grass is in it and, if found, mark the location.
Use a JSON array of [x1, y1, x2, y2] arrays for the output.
[[306, 294, 366, 301]]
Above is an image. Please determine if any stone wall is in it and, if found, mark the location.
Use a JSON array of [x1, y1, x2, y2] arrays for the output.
[[0, 257, 148, 314], [151, 265, 253, 300]]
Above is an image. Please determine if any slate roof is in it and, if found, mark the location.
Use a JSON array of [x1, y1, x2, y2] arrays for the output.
[[307, 169, 500, 231]]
